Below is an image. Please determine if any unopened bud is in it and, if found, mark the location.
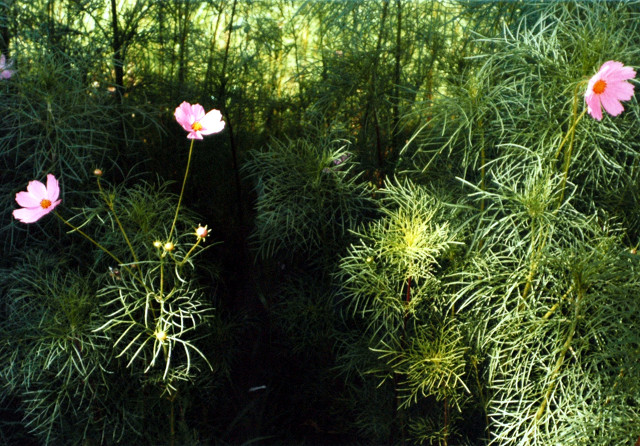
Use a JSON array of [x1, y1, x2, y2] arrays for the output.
[[195, 225, 209, 239], [155, 330, 167, 342]]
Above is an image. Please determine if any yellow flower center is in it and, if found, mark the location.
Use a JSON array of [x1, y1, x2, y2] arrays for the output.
[[40, 199, 52, 209], [593, 79, 607, 95], [155, 330, 167, 342], [191, 121, 203, 132]]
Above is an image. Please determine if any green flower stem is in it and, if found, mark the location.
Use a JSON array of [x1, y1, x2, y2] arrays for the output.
[[55, 210, 125, 266], [478, 120, 486, 212], [540, 285, 573, 322], [54, 211, 150, 293], [528, 287, 584, 437], [520, 221, 548, 302], [555, 80, 588, 207], [179, 237, 202, 267], [554, 80, 588, 162], [553, 110, 584, 162], [169, 138, 195, 239], [159, 254, 165, 301], [556, 108, 587, 207], [524, 81, 585, 301], [97, 176, 145, 284]]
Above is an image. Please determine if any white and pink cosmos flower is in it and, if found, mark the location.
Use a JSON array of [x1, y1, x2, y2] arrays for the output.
[[585, 61, 636, 121], [13, 174, 61, 223], [174, 101, 225, 139]]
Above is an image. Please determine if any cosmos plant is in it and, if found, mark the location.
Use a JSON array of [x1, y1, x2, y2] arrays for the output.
[[10, 102, 225, 445]]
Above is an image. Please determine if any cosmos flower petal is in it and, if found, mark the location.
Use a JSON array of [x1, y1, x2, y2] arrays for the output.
[[26, 179, 47, 198], [190, 103, 206, 121], [585, 94, 603, 121], [604, 66, 636, 83], [15, 191, 41, 208], [46, 174, 60, 202], [175, 101, 195, 132], [600, 60, 624, 73], [198, 109, 225, 135], [600, 92, 625, 117], [13, 206, 49, 224], [606, 80, 634, 101]]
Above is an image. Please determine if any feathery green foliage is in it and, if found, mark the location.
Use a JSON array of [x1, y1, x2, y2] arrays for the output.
[[2, 1, 640, 445], [243, 137, 375, 260]]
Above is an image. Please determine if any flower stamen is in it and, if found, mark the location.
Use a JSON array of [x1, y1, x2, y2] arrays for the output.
[[40, 199, 52, 209], [191, 121, 203, 132], [592, 79, 607, 95]]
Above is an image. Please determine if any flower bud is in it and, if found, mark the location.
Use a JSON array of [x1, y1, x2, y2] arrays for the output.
[[153, 240, 163, 249], [155, 330, 167, 342], [93, 168, 103, 177], [195, 224, 209, 239], [163, 241, 175, 252]]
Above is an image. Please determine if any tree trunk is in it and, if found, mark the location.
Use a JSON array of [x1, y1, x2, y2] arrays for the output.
[[110, 0, 124, 101]]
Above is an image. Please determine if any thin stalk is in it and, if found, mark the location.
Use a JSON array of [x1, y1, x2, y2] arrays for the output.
[[540, 285, 573, 322], [554, 80, 588, 207], [553, 82, 587, 161], [527, 287, 584, 439], [97, 177, 144, 283], [159, 255, 165, 301], [478, 120, 486, 212], [179, 238, 202, 267], [521, 221, 547, 302], [55, 210, 124, 267], [169, 138, 195, 238], [556, 108, 587, 207], [54, 212, 151, 293]]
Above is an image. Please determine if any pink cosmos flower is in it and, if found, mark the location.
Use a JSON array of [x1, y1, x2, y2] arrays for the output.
[[585, 60, 636, 121], [0, 54, 14, 79], [13, 174, 61, 223], [174, 101, 225, 139]]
